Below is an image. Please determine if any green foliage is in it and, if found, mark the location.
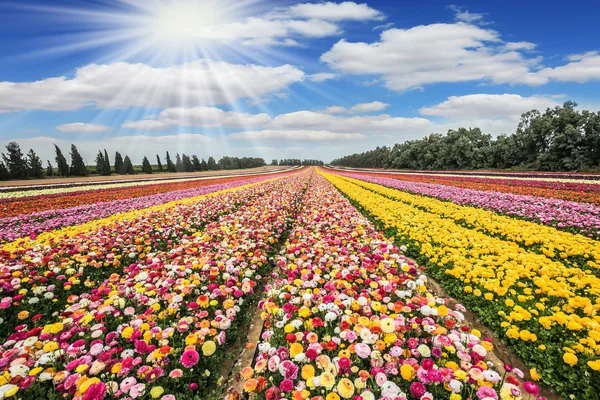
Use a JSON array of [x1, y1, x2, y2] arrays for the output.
[[332, 102, 600, 171], [191, 155, 201, 171], [27, 149, 43, 178], [200, 159, 208, 171], [279, 159, 324, 166], [0, 162, 10, 180], [123, 155, 135, 174], [207, 156, 217, 170], [54, 145, 70, 177], [141, 156, 153, 174], [165, 152, 176, 172], [103, 149, 111, 175], [156, 154, 164, 172], [69, 144, 88, 176], [46, 160, 53, 177], [217, 156, 265, 170], [2, 142, 28, 179], [271, 159, 278, 165], [114, 151, 124, 174]]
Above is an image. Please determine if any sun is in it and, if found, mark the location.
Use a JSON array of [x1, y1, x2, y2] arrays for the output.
[[143, 0, 226, 45]]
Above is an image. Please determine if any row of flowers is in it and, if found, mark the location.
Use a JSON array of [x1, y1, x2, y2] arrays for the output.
[[238, 172, 535, 400], [0, 170, 297, 218], [0, 171, 311, 399], [322, 171, 599, 399], [331, 169, 600, 206], [0, 173, 293, 243], [334, 174, 600, 273], [330, 166, 600, 181], [334, 171, 600, 239], [0, 176, 287, 330]]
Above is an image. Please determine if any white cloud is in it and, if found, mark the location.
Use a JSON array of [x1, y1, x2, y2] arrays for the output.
[[373, 22, 394, 31], [308, 72, 340, 82], [349, 101, 390, 113], [321, 23, 547, 91], [503, 41, 536, 51], [534, 51, 600, 83], [448, 5, 486, 24], [56, 123, 111, 134], [229, 129, 365, 142], [419, 94, 559, 119], [268, 111, 433, 134], [123, 107, 271, 130], [285, 2, 385, 21], [0, 60, 304, 113], [321, 101, 390, 114]]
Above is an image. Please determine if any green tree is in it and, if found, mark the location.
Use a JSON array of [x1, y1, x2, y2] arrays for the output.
[[165, 152, 176, 172], [95, 151, 107, 175], [114, 152, 124, 174], [271, 159, 278, 165], [46, 160, 53, 177], [200, 159, 208, 171], [27, 149, 43, 178], [55, 145, 70, 177], [0, 162, 9, 180], [182, 154, 194, 172], [141, 156, 153, 174], [2, 142, 28, 179], [175, 153, 183, 172], [156, 154, 164, 172], [123, 155, 135, 174], [69, 144, 88, 176], [207, 156, 217, 170], [191, 155, 201, 171], [103, 149, 111, 175]]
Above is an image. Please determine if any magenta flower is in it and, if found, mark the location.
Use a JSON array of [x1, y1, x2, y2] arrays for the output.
[[180, 349, 199, 368]]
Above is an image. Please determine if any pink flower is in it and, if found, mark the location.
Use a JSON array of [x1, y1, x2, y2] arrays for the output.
[[476, 386, 498, 400], [169, 369, 183, 379], [280, 379, 294, 393], [130, 383, 146, 398], [120, 377, 137, 392], [83, 382, 107, 400], [355, 343, 371, 358], [180, 349, 199, 368], [523, 381, 539, 396]]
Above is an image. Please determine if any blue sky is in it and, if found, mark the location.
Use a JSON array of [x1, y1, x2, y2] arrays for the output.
[[1, 0, 599, 164]]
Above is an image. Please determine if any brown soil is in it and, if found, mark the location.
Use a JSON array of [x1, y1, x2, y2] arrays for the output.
[[0, 166, 290, 188]]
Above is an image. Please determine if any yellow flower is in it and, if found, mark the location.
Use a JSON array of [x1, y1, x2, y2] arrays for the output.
[[563, 352, 578, 366], [43, 342, 59, 352], [290, 343, 304, 358], [337, 378, 355, 399], [326, 394, 340, 400], [122, 327, 134, 339], [530, 368, 541, 381], [380, 318, 395, 333], [202, 341, 216, 356], [320, 372, 335, 390], [587, 360, 600, 371], [437, 305, 449, 317], [150, 386, 165, 398], [400, 364, 414, 380], [302, 365, 315, 380]]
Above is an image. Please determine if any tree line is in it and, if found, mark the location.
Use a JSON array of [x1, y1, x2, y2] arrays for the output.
[[0, 142, 279, 180], [331, 102, 600, 171], [272, 159, 324, 166]]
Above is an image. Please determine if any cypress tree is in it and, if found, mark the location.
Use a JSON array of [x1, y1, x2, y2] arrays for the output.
[[46, 160, 53, 177], [55, 145, 70, 177], [156, 154, 163, 172], [114, 152, 124, 174], [123, 155, 135, 174], [2, 142, 28, 179], [182, 154, 193, 172], [95, 151, 106, 175], [175, 153, 183, 172], [200, 159, 208, 171], [27, 149, 43, 178], [165, 152, 176, 172], [103, 149, 111, 175], [141, 156, 152, 174], [191, 155, 201, 171], [70, 144, 88, 176]]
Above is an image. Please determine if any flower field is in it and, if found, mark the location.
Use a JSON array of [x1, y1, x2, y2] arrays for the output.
[[0, 166, 597, 399], [321, 170, 600, 399]]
